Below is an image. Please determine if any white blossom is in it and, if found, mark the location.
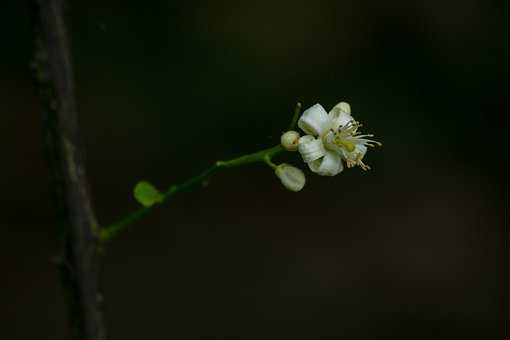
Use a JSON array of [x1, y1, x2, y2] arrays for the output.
[[297, 102, 380, 176]]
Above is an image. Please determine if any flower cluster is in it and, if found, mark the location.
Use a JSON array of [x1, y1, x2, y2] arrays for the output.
[[276, 102, 380, 191]]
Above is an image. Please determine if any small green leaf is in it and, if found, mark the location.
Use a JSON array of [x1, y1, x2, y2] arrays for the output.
[[134, 181, 164, 207]]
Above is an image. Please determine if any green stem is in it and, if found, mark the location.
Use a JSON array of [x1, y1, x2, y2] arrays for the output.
[[100, 145, 284, 242], [216, 145, 283, 168], [288, 102, 302, 130]]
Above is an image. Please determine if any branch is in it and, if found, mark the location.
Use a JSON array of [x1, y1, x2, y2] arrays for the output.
[[101, 145, 284, 242], [31, 1, 105, 339]]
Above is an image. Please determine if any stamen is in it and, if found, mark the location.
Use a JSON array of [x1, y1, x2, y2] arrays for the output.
[[358, 161, 371, 171], [325, 117, 380, 171], [356, 154, 371, 171]]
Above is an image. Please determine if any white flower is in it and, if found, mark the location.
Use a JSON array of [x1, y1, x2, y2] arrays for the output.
[[275, 163, 306, 192], [297, 102, 381, 176]]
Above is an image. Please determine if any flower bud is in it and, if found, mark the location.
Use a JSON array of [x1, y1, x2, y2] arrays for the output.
[[280, 130, 300, 151], [275, 163, 306, 192]]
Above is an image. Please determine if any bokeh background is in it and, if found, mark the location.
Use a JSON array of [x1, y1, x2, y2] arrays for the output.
[[2, 0, 509, 339]]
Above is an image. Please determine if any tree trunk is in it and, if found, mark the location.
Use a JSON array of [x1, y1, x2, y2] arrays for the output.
[[31, 1, 105, 339]]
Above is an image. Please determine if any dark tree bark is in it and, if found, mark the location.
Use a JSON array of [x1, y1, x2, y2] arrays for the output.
[[31, 1, 105, 339]]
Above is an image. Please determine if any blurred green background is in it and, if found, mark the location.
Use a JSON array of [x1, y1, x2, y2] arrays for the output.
[[1, 0, 509, 339]]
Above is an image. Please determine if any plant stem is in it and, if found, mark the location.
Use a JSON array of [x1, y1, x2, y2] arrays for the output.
[[288, 102, 302, 130], [31, 1, 104, 339], [100, 145, 284, 242], [216, 145, 283, 168]]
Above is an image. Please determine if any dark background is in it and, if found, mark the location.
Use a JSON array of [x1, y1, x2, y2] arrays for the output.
[[1, 0, 509, 339]]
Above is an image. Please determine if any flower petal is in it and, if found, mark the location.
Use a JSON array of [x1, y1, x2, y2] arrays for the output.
[[355, 144, 367, 159], [334, 101, 351, 114], [316, 151, 343, 176], [298, 104, 330, 136], [329, 102, 353, 130], [298, 135, 326, 163], [307, 158, 322, 174]]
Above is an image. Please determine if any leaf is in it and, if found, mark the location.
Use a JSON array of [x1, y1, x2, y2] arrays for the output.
[[133, 181, 164, 207]]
